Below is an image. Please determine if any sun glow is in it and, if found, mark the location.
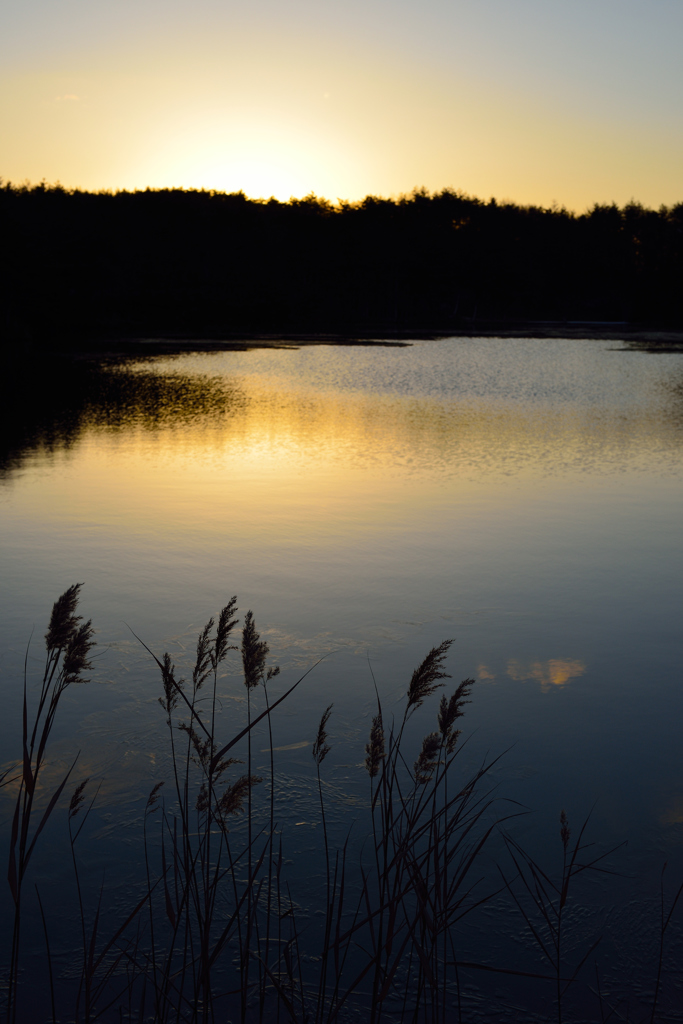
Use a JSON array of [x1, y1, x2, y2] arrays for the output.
[[2, 7, 682, 209], [2, 0, 683, 207], [136, 115, 366, 201]]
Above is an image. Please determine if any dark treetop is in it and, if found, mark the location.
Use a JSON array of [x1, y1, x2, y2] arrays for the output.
[[2, 182, 683, 350]]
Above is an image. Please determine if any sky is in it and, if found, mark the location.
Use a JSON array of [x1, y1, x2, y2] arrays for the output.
[[1, 0, 682, 210]]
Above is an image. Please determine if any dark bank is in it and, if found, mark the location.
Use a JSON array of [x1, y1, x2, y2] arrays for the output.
[[2, 182, 683, 354]]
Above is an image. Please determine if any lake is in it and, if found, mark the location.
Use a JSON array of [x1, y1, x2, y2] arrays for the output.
[[2, 335, 683, 1021]]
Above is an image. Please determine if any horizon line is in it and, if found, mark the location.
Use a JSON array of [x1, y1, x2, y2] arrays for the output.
[[3, 177, 681, 217]]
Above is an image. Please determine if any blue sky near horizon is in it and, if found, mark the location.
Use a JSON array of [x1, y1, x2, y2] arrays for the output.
[[1, 0, 682, 208]]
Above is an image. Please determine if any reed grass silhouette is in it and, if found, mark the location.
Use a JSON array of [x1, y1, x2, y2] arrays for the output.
[[3, 585, 683, 1023]]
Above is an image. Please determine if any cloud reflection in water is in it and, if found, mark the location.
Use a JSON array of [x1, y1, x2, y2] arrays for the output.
[[506, 658, 587, 691]]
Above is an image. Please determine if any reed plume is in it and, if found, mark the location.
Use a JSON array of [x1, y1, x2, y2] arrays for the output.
[[146, 781, 164, 812], [438, 676, 474, 753], [406, 638, 454, 711], [241, 610, 270, 690], [192, 618, 214, 691], [217, 774, 262, 818], [213, 596, 239, 668], [69, 778, 90, 820], [158, 652, 183, 722], [414, 730, 441, 784], [44, 583, 83, 651], [312, 704, 333, 766], [365, 713, 385, 778]]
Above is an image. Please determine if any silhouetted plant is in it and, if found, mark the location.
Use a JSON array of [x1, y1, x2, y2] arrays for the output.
[[498, 811, 625, 1024], [6, 584, 94, 1024], [4, 586, 683, 1024]]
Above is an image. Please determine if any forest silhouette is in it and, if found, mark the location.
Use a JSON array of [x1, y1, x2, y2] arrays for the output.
[[2, 181, 683, 348]]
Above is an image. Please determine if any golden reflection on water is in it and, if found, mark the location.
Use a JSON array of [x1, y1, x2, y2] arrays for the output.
[[76, 366, 683, 480], [506, 658, 587, 691], [7, 349, 683, 562], [6, 340, 683, 494]]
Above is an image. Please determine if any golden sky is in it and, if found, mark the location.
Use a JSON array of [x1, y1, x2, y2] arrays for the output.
[[1, 0, 682, 209]]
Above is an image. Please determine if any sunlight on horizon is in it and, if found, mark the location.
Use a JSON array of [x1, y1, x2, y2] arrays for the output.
[[2, 1, 682, 209]]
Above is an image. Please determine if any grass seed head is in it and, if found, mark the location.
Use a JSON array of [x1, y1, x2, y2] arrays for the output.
[[158, 652, 183, 721], [45, 583, 83, 652], [241, 610, 269, 690], [69, 778, 90, 819], [407, 639, 454, 710], [213, 597, 239, 667], [218, 774, 262, 817], [365, 714, 385, 778], [438, 677, 474, 752], [414, 731, 442, 785], [193, 618, 214, 691], [62, 620, 95, 684], [313, 704, 333, 766], [146, 781, 164, 812]]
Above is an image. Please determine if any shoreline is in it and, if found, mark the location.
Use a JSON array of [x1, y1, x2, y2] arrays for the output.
[[55, 324, 683, 360], [6, 323, 683, 366]]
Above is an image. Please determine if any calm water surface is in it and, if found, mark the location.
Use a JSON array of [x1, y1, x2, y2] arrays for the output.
[[2, 336, 683, 1015]]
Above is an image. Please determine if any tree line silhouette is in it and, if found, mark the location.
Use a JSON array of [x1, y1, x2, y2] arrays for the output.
[[2, 181, 682, 348]]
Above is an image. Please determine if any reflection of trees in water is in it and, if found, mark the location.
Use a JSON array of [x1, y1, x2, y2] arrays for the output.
[[0, 357, 245, 475]]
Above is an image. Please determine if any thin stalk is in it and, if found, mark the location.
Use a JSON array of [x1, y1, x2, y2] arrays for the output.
[[315, 761, 332, 1022], [35, 885, 57, 1024], [243, 684, 253, 1024], [261, 677, 276, 1019]]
